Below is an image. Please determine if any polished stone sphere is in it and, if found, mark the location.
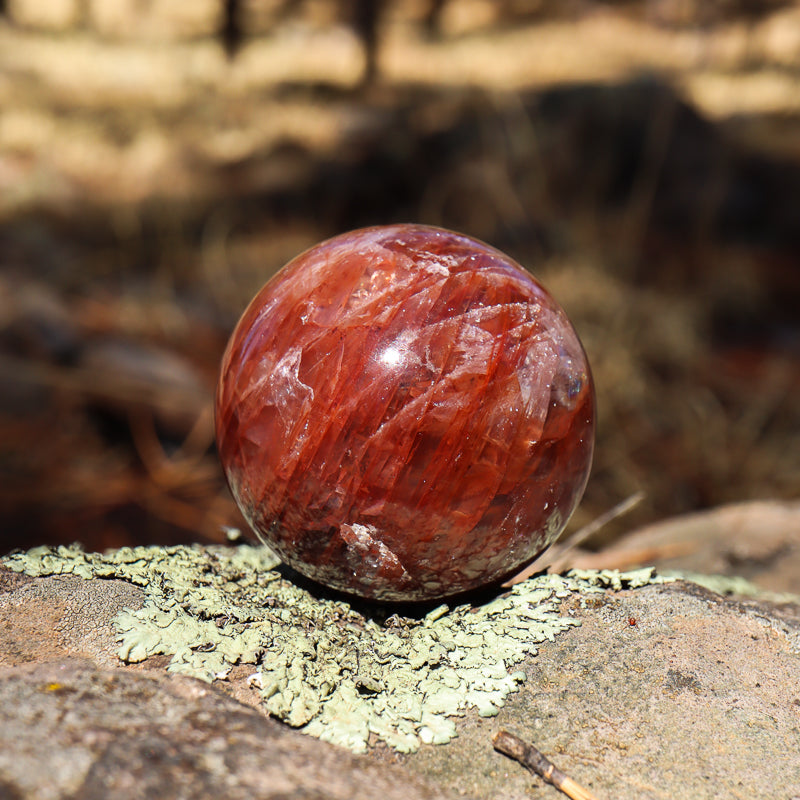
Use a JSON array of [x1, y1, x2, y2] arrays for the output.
[[216, 224, 594, 601]]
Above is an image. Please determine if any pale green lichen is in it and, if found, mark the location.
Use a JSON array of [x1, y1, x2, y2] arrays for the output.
[[3, 544, 667, 753]]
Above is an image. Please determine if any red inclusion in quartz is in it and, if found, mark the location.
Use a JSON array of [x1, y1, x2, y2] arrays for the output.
[[216, 224, 594, 601]]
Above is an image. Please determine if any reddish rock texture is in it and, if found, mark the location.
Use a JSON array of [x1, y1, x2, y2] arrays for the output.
[[216, 225, 594, 601]]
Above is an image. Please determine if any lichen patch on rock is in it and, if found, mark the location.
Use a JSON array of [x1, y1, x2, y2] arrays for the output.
[[2, 544, 669, 753]]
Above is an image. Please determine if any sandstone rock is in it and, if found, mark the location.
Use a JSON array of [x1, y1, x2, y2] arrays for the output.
[[0, 659, 459, 800], [1, 546, 798, 800], [389, 580, 800, 799]]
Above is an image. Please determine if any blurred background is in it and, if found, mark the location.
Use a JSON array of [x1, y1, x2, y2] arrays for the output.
[[1, 0, 798, 558]]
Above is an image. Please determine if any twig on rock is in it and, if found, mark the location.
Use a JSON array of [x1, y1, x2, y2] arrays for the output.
[[492, 730, 600, 800]]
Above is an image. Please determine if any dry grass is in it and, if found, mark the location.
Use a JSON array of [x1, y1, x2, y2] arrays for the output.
[[1, 1, 798, 552]]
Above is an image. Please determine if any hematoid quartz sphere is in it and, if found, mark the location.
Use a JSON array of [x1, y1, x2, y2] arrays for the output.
[[216, 224, 595, 601]]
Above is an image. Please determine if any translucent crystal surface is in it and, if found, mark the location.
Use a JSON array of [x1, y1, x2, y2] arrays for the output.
[[216, 224, 594, 601]]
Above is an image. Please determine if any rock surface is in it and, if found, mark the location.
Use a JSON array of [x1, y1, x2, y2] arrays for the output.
[[386, 580, 800, 799], [0, 659, 458, 800], [1, 547, 799, 800]]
